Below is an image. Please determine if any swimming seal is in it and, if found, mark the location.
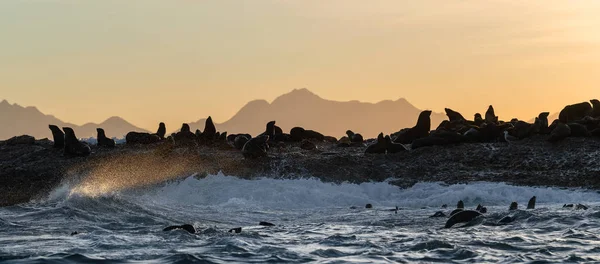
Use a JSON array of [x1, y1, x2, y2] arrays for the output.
[[63, 127, 91, 157], [444, 210, 482, 228], [163, 224, 196, 234], [527, 196, 536, 210], [48, 125, 65, 148], [242, 135, 269, 159], [96, 128, 116, 148], [509, 202, 518, 211]]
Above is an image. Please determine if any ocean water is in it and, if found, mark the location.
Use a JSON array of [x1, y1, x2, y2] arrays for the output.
[[1, 173, 600, 263]]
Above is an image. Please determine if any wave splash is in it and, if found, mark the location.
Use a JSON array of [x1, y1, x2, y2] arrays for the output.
[[48, 173, 600, 210]]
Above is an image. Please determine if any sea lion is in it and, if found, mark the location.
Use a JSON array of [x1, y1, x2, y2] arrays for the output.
[[457, 200, 464, 209], [365, 133, 386, 154], [429, 211, 446, 218], [48, 125, 65, 148], [567, 123, 590, 137], [444, 210, 483, 228], [300, 139, 316, 150], [304, 129, 325, 141], [474, 113, 484, 126], [509, 202, 518, 211], [156, 122, 166, 140], [591, 99, 600, 117], [262, 121, 277, 139], [412, 130, 465, 149], [63, 127, 91, 157], [485, 105, 498, 124], [323, 136, 337, 143], [96, 128, 115, 148], [229, 227, 242, 233], [559, 102, 592, 123], [242, 135, 269, 159], [527, 196, 536, 210], [346, 130, 364, 143], [259, 221, 275, 227], [126, 132, 161, 144], [234, 134, 251, 150], [219, 131, 227, 141], [365, 204, 373, 209], [202, 116, 217, 141], [538, 112, 550, 134], [449, 208, 463, 216], [163, 224, 196, 234], [393, 110, 432, 144], [174, 123, 197, 145], [274, 125, 283, 135], [5, 135, 35, 146], [547, 122, 571, 142], [385, 135, 407, 153], [290, 127, 306, 142], [444, 108, 466, 122]]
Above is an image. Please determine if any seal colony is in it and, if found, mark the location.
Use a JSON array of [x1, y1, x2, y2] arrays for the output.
[[2, 100, 600, 206]]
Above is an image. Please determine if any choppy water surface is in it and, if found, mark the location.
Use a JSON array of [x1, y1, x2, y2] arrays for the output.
[[2, 174, 600, 263]]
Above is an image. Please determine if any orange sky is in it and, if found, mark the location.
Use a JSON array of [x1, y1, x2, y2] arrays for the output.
[[1, 1, 599, 130]]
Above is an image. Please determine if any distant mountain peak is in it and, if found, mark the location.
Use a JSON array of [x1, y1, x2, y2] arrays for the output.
[[272, 88, 321, 105]]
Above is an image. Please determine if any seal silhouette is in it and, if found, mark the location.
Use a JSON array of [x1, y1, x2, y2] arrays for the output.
[[63, 127, 91, 157], [393, 110, 432, 144], [96, 128, 115, 148], [48, 125, 65, 148]]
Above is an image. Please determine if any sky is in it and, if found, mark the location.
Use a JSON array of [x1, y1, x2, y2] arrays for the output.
[[1, 0, 599, 130]]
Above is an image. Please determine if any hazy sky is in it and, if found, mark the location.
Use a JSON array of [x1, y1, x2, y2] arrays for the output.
[[1, 1, 599, 130]]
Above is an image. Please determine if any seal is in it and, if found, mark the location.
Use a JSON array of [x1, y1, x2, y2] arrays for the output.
[[457, 200, 464, 209], [393, 110, 432, 144], [591, 99, 600, 117], [163, 224, 196, 234], [126, 132, 161, 144], [241, 135, 269, 159], [474, 113, 484, 126], [62, 127, 91, 157], [290, 127, 306, 142], [444, 108, 466, 122], [346, 130, 364, 143], [444, 210, 483, 228], [567, 123, 591, 137], [156, 122, 166, 140], [485, 105, 498, 124], [233, 134, 250, 150], [538, 112, 550, 134], [527, 196, 536, 210], [559, 102, 592, 123], [385, 135, 407, 153], [173, 123, 197, 145], [364, 133, 386, 154], [509, 202, 518, 211], [96, 128, 115, 148], [48, 125, 65, 148], [201, 116, 217, 141]]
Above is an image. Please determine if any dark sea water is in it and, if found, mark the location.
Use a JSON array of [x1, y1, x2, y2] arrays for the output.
[[1, 174, 600, 263]]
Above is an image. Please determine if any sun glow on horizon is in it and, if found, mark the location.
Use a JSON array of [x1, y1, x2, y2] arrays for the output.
[[1, 1, 599, 131]]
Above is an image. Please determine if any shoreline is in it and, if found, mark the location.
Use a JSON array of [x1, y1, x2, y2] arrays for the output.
[[2, 136, 600, 207]]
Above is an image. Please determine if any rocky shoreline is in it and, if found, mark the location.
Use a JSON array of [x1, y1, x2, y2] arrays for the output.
[[2, 135, 600, 207]]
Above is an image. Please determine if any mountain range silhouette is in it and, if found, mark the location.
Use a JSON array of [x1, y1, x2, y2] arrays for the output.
[[2, 89, 455, 140]]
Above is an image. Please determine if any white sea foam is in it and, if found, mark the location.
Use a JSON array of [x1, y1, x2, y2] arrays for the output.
[[127, 173, 600, 210]]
